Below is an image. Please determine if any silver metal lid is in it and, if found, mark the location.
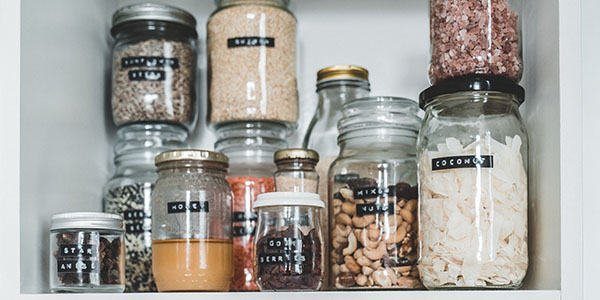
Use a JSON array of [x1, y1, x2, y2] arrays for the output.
[[51, 212, 124, 232], [112, 3, 197, 29]]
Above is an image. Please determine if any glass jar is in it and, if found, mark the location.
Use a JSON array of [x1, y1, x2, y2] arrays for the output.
[[103, 124, 187, 292], [151, 150, 233, 292], [207, 0, 298, 129], [49, 212, 125, 293], [429, 0, 522, 84], [111, 3, 198, 130], [274, 148, 319, 193], [254, 192, 325, 291], [329, 97, 423, 290], [417, 75, 528, 289], [215, 121, 288, 291]]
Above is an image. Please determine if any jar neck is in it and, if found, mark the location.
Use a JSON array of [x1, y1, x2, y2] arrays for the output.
[[156, 160, 228, 176], [216, 0, 289, 8], [114, 124, 188, 157], [424, 91, 522, 115], [275, 160, 317, 172], [316, 79, 371, 107], [338, 131, 417, 158], [214, 121, 288, 155]]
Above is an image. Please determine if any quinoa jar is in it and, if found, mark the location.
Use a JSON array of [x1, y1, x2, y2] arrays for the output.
[[429, 0, 522, 84], [417, 75, 528, 289], [207, 0, 298, 129], [329, 97, 423, 290], [111, 3, 198, 130]]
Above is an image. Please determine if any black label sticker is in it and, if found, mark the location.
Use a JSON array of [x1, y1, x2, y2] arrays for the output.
[[356, 203, 395, 217], [57, 260, 95, 273], [227, 36, 275, 48], [233, 226, 256, 237], [123, 210, 149, 234], [59, 245, 94, 257], [167, 201, 209, 214], [124, 210, 145, 221], [266, 237, 301, 252], [354, 185, 395, 199], [121, 56, 179, 69], [233, 212, 257, 222], [432, 155, 494, 171], [128, 70, 166, 81], [334, 174, 361, 183], [126, 223, 150, 234], [258, 253, 307, 265]]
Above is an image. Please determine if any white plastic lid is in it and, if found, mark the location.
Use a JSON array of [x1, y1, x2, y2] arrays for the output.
[[51, 212, 124, 232], [254, 192, 325, 209]]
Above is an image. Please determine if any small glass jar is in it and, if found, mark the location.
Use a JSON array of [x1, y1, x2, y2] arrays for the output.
[[254, 192, 325, 291], [111, 3, 198, 130], [417, 75, 528, 289], [207, 0, 298, 129], [429, 0, 522, 84], [103, 124, 187, 292], [49, 212, 125, 293], [274, 148, 319, 193], [151, 150, 233, 292], [329, 97, 423, 290], [215, 121, 288, 291]]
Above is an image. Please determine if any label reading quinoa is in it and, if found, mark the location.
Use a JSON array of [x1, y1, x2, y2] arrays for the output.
[[227, 37, 275, 48], [128, 70, 166, 81], [121, 56, 179, 69], [356, 203, 395, 217], [59, 244, 94, 257], [432, 155, 494, 171], [353, 185, 396, 199], [57, 260, 95, 273], [167, 201, 209, 214]]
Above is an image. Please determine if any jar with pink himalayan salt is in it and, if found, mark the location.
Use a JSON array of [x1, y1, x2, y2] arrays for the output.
[[428, 0, 523, 84]]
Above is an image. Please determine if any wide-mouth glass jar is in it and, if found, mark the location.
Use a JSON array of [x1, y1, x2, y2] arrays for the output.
[[254, 192, 325, 291], [329, 97, 423, 290], [151, 150, 233, 292], [417, 75, 528, 289]]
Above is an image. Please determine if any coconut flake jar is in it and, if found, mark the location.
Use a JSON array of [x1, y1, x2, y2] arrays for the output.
[[417, 75, 528, 289]]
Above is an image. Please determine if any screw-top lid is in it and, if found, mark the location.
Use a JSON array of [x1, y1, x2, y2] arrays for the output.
[[274, 148, 319, 163], [254, 192, 325, 209], [317, 65, 369, 83], [51, 212, 124, 231], [155, 149, 229, 165], [111, 3, 197, 34]]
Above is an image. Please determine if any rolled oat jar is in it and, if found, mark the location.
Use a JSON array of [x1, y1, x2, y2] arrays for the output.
[[417, 75, 528, 289], [111, 3, 198, 130], [274, 148, 319, 193], [429, 0, 522, 84], [329, 97, 423, 290], [207, 0, 298, 130]]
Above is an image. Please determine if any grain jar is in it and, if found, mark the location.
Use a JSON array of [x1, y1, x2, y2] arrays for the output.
[[274, 148, 319, 193]]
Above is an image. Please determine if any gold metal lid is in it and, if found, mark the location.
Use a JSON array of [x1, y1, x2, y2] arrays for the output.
[[274, 148, 319, 163], [155, 149, 229, 165], [317, 65, 369, 82]]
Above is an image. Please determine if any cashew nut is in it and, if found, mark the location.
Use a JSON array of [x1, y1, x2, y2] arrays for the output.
[[342, 232, 357, 256], [356, 255, 372, 267], [334, 224, 352, 238], [400, 208, 414, 223], [368, 227, 381, 241], [339, 264, 350, 273], [341, 202, 356, 216], [363, 241, 387, 260], [373, 269, 392, 287], [387, 267, 399, 285], [332, 264, 341, 276], [332, 234, 348, 249], [336, 272, 356, 287], [344, 256, 361, 274], [332, 198, 343, 215], [352, 214, 375, 228], [340, 188, 354, 202], [384, 226, 406, 244], [336, 213, 352, 226], [393, 266, 412, 274], [353, 248, 364, 260], [356, 274, 368, 286], [362, 266, 374, 276], [405, 199, 418, 212], [370, 260, 382, 270]]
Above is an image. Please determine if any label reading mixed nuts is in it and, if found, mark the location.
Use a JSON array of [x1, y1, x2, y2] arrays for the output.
[[227, 36, 275, 48], [167, 201, 209, 214], [432, 155, 494, 171], [356, 203, 395, 217], [353, 185, 396, 199], [57, 260, 96, 273], [59, 244, 94, 257], [121, 56, 179, 69]]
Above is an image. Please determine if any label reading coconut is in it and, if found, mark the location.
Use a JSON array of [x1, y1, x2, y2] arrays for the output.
[[57, 260, 95, 273], [121, 56, 179, 69], [356, 203, 395, 217], [167, 201, 209, 214], [334, 173, 361, 183], [227, 36, 275, 48], [233, 226, 256, 237], [353, 185, 396, 199], [432, 155, 494, 171], [128, 70, 166, 81], [59, 244, 94, 257]]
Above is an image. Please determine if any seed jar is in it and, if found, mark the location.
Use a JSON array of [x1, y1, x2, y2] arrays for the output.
[[274, 148, 320, 193]]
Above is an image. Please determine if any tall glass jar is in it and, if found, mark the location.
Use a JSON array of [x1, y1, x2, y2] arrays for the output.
[[429, 0, 523, 84], [103, 124, 187, 292], [111, 3, 198, 130], [329, 97, 423, 290], [207, 0, 298, 129], [274, 148, 319, 193], [151, 150, 233, 292], [215, 121, 288, 291], [417, 75, 528, 289]]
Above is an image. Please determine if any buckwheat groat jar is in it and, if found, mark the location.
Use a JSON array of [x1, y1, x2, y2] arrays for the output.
[[417, 75, 528, 289], [329, 97, 423, 290], [111, 3, 198, 130], [151, 150, 233, 292], [207, 0, 298, 129]]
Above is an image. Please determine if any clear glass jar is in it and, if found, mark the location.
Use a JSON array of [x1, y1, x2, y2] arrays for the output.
[[329, 97, 423, 290], [207, 0, 298, 129], [429, 0, 522, 84], [417, 76, 528, 289], [274, 148, 319, 193], [103, 124, 187, 292], [111, 3, 198, 130], [254, 192, 325, 291], [151, 150, 233, 292], [49, 212, 125, 293], [215, 121, 288, 291]]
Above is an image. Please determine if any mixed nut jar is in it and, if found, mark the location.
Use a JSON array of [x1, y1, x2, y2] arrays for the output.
[[49, 212, 125, 293], [417, 75, 528, 289], [151, 150, 233, 292], [103, 124, 187, 292], [329, 97, 423, 290], [111, 3, 198, 130], [274, 148, 319, 193], [429, 0, 522, 84], [207, 0, 298, 129], [254, 192, 324, 291]]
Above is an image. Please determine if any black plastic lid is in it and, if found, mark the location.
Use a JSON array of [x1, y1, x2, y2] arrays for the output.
[[419, 75, 525, 109]]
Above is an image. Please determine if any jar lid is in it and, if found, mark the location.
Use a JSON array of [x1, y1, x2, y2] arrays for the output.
[[254, 192, 325, 208], [51, 212, 124, 231], [419, 75, 525, 109], [274, 148, 319, 163], [111, 3, 197, 31], [317, 65, 369, 83], [155, 149, 229, 165]]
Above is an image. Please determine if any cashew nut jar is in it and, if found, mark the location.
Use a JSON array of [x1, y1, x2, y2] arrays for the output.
[[329, 96, 423, 289], [417, 75, 528, 289]]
